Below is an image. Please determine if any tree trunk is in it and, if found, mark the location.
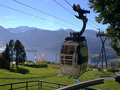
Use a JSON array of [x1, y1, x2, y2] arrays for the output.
[[16, 60, 18, 69], [16, 53, 19, 69]]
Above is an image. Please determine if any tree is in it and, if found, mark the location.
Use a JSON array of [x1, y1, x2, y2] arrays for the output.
[[1, 44, 11, 69], [8, 39, 14, 60], [14, 40, 26, 68], [89, 0, 120, 56]]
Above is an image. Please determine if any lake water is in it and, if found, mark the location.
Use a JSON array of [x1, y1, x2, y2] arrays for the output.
[[0, 47, 5, 52], [0, 46, 60, 63], [26, 50, 60, 63], [0, 47, 92, 64]]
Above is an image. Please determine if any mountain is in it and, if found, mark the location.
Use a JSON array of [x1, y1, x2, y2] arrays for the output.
[[0, 26, 13, 43], [0, 26, 117, 58], [7, 26, 37, 33]]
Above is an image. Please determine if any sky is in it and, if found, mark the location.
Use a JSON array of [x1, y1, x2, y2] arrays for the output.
[[0, 0, 108, 31]]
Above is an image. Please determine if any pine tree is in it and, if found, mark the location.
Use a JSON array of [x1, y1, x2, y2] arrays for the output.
[[9, 39, 14, 60], [14, 40, 26, 68], [1, 44, 11, 69]]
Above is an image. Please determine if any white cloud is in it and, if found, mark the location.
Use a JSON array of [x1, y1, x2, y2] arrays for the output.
[[5, 15, 15, 19]]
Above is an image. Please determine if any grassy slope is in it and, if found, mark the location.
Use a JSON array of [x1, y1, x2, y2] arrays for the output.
[[0, 64, 74, 90], [0, 65, 120, 90], [79, 70, 120, 90], [109, 59, 120, 62]]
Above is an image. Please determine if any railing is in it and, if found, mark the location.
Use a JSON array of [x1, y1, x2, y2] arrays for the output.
[[56, 78, 104, 90], [0, 78, 104, 90], [0, 80, 67, 90]]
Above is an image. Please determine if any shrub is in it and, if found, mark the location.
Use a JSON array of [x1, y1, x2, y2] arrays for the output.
[[88, 65, 97, 69], [117, 64, 120, 68], [41, 61, 51, 64], [115, 76, 120, 83], [26, 63, 48, 68], [106, 67, 119, 72], [27, 60, 34, 63], [10, 68, 30, 74]]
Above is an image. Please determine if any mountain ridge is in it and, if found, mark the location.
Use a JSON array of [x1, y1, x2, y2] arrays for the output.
[[0, 25, 116, 59]]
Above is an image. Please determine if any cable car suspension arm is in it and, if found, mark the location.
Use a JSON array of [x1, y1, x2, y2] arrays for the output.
[[54, 0, 90, 36]]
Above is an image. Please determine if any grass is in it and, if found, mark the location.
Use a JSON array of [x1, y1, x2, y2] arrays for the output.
[[0, 64, 120, 90], [79, 70, 120, 90], [109, 58, 120, 62], [0, 64, 58, 78], [92, 54, 99, 57]]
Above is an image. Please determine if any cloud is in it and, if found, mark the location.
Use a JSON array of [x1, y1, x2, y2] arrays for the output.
[[5, 15, 15, 19]]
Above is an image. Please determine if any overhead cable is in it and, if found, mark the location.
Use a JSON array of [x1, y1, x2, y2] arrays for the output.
[[54, 0, 103, 30], [13, 0, 81, 29], [64, 0, 72, 8], [87, 23, 99, 30], [88, 19, 103, 30], [0, 4, 68, 27], [54, 0, 74, 15]]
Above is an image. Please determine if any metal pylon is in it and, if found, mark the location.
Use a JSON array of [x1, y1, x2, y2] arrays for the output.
[[96, 30, 107, 68]]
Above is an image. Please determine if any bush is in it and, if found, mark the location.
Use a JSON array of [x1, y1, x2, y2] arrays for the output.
[[115, 76, 120, 83], [41, 61, 51, 64], [36, 63, 48, 68], [10, 68, 30, 74], [88, 65, 97, 69], [27, 60, 34, 63], [106, 67, 119, 72], [26, 63, 48, 68], [117, 64, 120, 68]]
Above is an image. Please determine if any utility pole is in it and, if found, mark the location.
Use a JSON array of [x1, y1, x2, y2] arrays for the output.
[[96, 29, 107, 68]]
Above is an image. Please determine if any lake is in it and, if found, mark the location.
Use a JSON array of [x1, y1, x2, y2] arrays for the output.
[[26, 50, 60, 63], [0, 47, 92, 64], [0, 46, 60, 63], [0, 47, 5, 52]]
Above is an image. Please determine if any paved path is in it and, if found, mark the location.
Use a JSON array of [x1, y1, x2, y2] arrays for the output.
[[115, 72, 120, 76]]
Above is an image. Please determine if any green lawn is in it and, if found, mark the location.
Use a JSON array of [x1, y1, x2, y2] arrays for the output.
[[109, 59, 120, 62], [0, 64, 58, 78], [0, 65, 120, 90], [79, 70, 120, 90]]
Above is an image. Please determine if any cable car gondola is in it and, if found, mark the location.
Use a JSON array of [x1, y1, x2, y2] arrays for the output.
[[60, 3, 90, 78]]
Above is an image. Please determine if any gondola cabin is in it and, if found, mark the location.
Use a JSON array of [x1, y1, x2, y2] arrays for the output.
[[60, 35, 88, 78]]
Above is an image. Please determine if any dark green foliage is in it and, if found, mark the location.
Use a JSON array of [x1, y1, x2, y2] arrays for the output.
[[0, 56, 9, 69], [41, 61, 51, 64], [8, 39, 14, 60], [88, 65, 97, 69], [10, 68, 29, 74], [26, 63, 48, 68], [89, 0, 120, 56], [0, 44, 11, 69], [0, 39, 26, 69], [115, 76, 120, 83], [106, 67, 119, 72], [27, 60, 34, 63], [14, 40, 26, 68], [117, 64, 120, 68]]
